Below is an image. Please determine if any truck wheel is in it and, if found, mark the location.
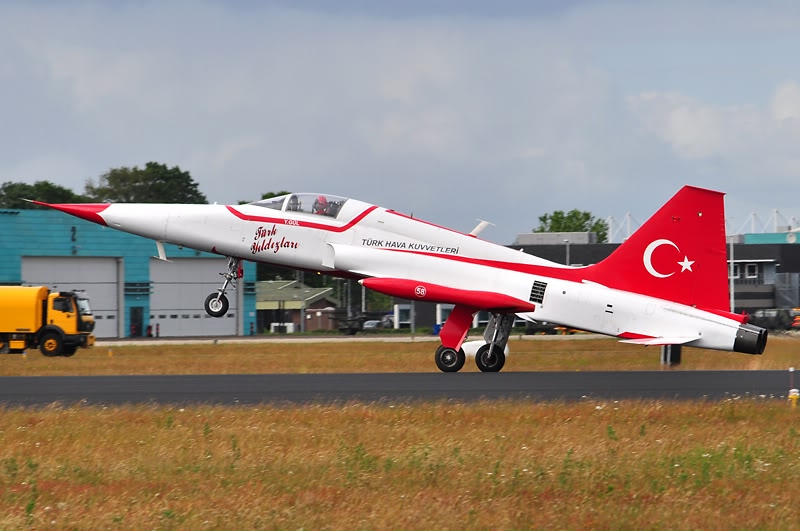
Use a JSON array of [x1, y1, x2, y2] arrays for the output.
[[40, 332, 64, 357]]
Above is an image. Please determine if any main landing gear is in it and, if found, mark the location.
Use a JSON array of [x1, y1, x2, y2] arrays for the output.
[[435, 345, 466, 372], [204, 257, 241, 317], [474, 313, 513, 372], [433, 309, 514, 373]]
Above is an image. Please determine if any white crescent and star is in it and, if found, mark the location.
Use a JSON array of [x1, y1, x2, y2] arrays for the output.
[[643, 239, 694, 278]]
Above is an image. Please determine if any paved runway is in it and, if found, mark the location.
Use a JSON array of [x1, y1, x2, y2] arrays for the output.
[[0, 371, 793, 407]]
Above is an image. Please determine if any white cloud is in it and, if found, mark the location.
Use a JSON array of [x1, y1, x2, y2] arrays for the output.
[[770, 81, 800, 122], [38, 45, 155, 113], [629, 93, 732, 159], [628, 83, 800, 192], [1, 151, 90, 187]]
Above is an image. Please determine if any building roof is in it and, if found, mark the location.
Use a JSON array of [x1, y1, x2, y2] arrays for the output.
[[255, 280, 339, 310], [513, 231, 597, 246]]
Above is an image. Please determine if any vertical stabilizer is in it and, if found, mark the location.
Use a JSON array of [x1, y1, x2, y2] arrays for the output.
[[587, 186, 729, 311]]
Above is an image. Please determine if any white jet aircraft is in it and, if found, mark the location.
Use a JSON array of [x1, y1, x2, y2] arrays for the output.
[[36, 185, 767, 372]]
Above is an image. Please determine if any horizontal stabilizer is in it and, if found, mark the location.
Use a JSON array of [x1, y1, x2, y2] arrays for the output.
[[620, 337, 698, 346]]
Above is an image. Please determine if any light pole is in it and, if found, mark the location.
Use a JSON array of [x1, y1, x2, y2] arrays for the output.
[[727, 218, 735, 312], [729, 233, 735, 312], [564, 239, 570, 266]]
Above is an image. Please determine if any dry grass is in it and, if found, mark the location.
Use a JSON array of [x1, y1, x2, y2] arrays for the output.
[[1, 334, 799, 376], [1, 401, 799, 529], [2, 335, 800, 528]]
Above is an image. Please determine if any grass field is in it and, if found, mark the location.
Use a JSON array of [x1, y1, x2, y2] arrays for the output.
[[2, 333, 799, 376], [2, 335, 800, 528]]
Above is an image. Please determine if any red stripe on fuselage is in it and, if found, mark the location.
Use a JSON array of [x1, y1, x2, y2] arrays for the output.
[[226, 205, 378, 232], [372, 248, 588, 283]]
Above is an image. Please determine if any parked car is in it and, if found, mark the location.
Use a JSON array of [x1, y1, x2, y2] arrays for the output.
[[525, 321, 559, 335]]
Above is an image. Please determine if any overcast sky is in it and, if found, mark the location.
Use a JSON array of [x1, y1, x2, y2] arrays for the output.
[[2, 1, 800, 244]]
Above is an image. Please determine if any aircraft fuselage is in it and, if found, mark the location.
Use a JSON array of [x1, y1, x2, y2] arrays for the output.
[[37, 186, 767, 371]]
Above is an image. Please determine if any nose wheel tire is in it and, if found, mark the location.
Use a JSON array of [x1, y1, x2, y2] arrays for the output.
[[435, 346, 466, 373], [204, 293, 230, 317], [475, 343, 506, 372]]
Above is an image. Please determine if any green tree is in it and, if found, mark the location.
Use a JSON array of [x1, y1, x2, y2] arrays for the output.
[[535, 209, 608, 243], [84, 162, 207, 203], [0, 180, 88, 209]]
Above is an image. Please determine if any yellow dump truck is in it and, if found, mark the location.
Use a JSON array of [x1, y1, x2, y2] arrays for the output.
[[0, 286, 95, 356]]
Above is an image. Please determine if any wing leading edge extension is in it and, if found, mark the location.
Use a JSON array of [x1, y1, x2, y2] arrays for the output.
[[360, 278, 535, 313]]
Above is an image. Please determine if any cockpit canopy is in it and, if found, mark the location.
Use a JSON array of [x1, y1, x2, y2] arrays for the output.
[[250, 193, 348, 219]]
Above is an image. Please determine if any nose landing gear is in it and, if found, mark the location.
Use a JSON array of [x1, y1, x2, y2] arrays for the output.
[[204, 257, 241, 317]]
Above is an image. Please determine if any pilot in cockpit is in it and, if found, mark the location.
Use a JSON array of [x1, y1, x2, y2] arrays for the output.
[[287, 195, 300, 212], [313, 195, 328, 215]]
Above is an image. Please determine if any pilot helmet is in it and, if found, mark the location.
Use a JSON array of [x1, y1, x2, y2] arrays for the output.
[[314, 196, 328, 211]]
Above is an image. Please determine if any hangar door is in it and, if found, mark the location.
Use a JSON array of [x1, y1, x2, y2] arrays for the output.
[[149, 258, 237, 337], [21, 257, 120, 338]]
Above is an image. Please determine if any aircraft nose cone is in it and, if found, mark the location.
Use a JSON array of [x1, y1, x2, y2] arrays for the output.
[[33, 201, 110, 226]]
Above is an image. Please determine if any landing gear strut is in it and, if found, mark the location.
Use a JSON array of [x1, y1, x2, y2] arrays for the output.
[[204, 257, 241, 317], [475, 313, 513, 372]]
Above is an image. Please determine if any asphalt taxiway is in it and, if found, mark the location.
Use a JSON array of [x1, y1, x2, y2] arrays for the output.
[[0, 370, 792, 407]]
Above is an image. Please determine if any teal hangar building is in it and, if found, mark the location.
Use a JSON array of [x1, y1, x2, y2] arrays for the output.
[[1, 208, 256, 339]]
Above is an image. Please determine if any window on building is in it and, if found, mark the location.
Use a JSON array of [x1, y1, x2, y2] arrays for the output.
[[745, 264, 758, 279], [729, 264, 740, 279]]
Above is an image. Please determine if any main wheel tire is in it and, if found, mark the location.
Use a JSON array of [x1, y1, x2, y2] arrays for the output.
[[475, 344, 506, 372], [204, 293, 229, 317], [40, 332, 64, 357], [435, 346, 466, 373]]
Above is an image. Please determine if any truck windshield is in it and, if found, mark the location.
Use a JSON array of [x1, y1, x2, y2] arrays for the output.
[[76, 297, 93, 316]]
